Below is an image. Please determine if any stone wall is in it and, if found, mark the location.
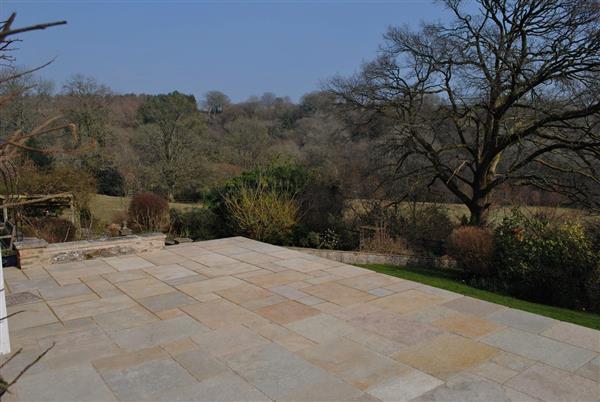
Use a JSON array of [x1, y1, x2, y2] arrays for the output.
[[15, 233, 166, 270], [288, 247, 456, 269]]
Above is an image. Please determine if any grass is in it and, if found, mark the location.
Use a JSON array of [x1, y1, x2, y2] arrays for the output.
[[360, 263, 600, 330], [89, 194, 201, 225]]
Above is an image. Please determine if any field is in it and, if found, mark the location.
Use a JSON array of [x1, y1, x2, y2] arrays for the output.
[[346, 199, 599, 225], [89, 194, 201, 225]]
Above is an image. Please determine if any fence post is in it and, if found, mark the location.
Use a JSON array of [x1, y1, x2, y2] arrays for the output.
[[0, 249, 10, 355]]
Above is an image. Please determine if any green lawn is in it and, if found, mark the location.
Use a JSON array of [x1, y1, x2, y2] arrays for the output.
[[89, 194, 201, 225], [360, 264, 600, 330]]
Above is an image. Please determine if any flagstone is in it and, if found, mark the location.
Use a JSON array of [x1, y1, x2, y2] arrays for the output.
[[108, 315, 209, 350], [143, 263, 196, 281], [576, 356, 600, 382], [151, 372, 271, 402], [443, 296, 504, 317], [541, 321, 600, 352], [394, 334, 500, 379], [366, 369, 444, 402], [274, 257, 330, 273], [256, 300, 320, 324], [245, 270, 311, 288], [7, 301, 58, 331], [506, 363, 600, 402], [8, 277, 58, 293], [104, 255, 155, 271], [469, 361, 518, 383], [194, 262, 259, 277], [191, 252, 239, 266], [369, 289, 445, 314], [81, 275, 122, 297], [325, 264, 371, 277], [216, 283, 274, 304], [176, 275, 245, 297], [15, 364, 117, 402], [93, 346, 168, 372], [100, 358, 197, 401], [298, 338, 412, 390], [137, 250, 189, 265], [269, 284, 310, 300], [102, 269, 150, 283], [482, 328, 596, 372], [285, 313, 357, 343], [412, 373, 536, 402], [182, 298, 268, 329], [339, 273, 400, 291], [93, 305, 158, 330], [348, 309, 443, 345], [38, 283, 92, 300], [432, 313, 504, 339], [487, 308, 557, 333], [303, 282, 377, 306], [190, 326, 270, 357], [137, 290, 197, 312]]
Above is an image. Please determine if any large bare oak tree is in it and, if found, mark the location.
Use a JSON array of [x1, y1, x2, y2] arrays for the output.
[[330, 0, 600, 225]]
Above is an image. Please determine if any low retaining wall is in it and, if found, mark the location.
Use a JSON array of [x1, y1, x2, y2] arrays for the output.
[[15, 233, 166, 270], [289, 247, 455, 269]]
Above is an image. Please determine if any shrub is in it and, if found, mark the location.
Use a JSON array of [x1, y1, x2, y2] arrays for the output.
[[169, 207, 217, 240], [128, 192, 169, 232], [446, 226, 494, 276], [493, 209, 599, 310], [23, 217, 77, 243], [222, 179, 299, 244]]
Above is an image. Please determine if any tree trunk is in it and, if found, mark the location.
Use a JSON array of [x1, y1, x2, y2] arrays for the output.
[[468, 194, 491, 226]]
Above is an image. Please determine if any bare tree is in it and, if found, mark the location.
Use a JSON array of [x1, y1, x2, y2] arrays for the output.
[[202, 90, 230, 117], [330, 0, 600, 225]]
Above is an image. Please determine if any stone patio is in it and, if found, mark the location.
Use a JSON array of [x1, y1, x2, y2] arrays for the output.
[[2, 237, 599, 402]]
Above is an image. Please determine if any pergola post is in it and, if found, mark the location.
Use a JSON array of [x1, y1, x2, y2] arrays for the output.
[[0, 251, 10, 355]]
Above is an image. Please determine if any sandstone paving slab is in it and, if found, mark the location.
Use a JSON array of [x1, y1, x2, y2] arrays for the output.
[[541, 322, 600, 353], [7, 301, 58, 331], [269, 284, 310, 300], [231, 251, 282, 264], [244, 270, 311, 288], [241, 294, 288, 311], [93, 346, 168, 373], [369, 289, 445, 314], [52, 294, 136, 321], [171, 349, 231, 381], [404, 305, 462, 324], [576, 356, 600, 382], [394, 334, 500, 380], [303, 282, 377, 306], [169, 244, 213, 258], [348, 309, 444, 346], [81, 275, 123, 298], [298, 337, 413, 390], [113, 276, 174, 299], [324, 264, 372, 278], [468, 361, 519, 384], [150, 372, 271, 402], [46, 260, 116, 281], [181, 298, 269, 329], [412, 373, 538, 402], [137, 249, 189, 265], [443, 296, 504, 317], [195, 261, 260, 277], [100, 358, 198, 401], [215, 283, 274, 304], [368, 288, 395, 297], [344, 327, 407, 356], [249, 322, 316, 352], [366, 369, 444, 402], [190, 326, 270, 358], [505, 363, 600, 402], [15, 364, 117, 402], [279, 377, 367, 402], [46, 292, 99, 307], [191, 252, 240, 266], [432, 313, 504, 339], [223, 342, 358, 400], [104, 255, 155, 271], [8, 276, 58, 294], [285, 313, 357, 343], [339, 273, 402, 291], [491, 351, 536, 373], [487, 308, 557, 334], [137, 290, 197, 312], [93, 305, 159, 330], [255, 300, 321, 324], [108, 315, 209, 350], [143, 263, 197, 281], [482, 328, 596, 372], [38, 283, 92, 301], [176, 275, 245, 297], [273, 257, 330, 273]]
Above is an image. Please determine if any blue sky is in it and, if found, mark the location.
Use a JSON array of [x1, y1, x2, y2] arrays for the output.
[[3, 0, 450, 102]]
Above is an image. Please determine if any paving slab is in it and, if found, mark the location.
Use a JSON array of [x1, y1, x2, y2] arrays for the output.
[[101, 358, 197, 401], [137, 290, 197, 312], [482, 328, 596, 372], [366, 369, 444, 402], [487, 308, 557, 333], [541, 322, 600, 352], [15, 364, 117, 402], [255, 300, 321, 324], [505, 363, 600, 402]]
